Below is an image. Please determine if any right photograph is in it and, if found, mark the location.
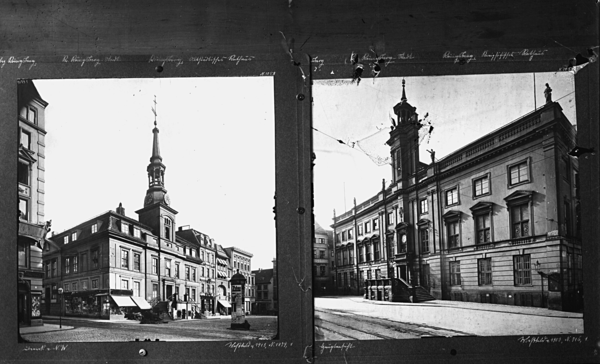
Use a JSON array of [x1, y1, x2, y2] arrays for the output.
[[312, 72, 583, 340]]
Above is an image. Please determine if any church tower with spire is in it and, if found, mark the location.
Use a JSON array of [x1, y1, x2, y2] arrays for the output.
[[136, 104, 178, 243], [386, 79, 420, 185]]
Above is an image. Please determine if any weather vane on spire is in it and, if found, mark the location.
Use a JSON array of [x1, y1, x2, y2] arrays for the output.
[[151, 95, 158, 126]]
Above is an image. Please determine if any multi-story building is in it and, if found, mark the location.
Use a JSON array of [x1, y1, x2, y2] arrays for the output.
[[248, 271, 255, 314], [252, 267, 274, 315], [42, 118, 241, 319], [332, 80, 582, 311], [17, 81, 50, 327], [176, 227, 218, 315], [313, 222, 334, 296], [224, 247, 253, 314], [215, 244, 232, 314]]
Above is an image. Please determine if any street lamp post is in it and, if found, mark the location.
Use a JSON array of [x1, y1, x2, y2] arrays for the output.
[[535, 260, 546, 308], [57, 288, 63, 329], [207, 278, 212, 314]]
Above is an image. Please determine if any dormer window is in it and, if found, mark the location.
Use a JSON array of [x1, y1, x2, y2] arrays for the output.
[[121, 222, 129, 234], [91, 223, 98, 234], [71, 232, 77, 241], [64, 236, 69, 244], [133, 228, 141, 238]]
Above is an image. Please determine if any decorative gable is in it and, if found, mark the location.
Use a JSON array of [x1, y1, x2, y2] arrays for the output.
[[470, 201, 494, 213], [504, 190, 534, 204], [442, 210, 462, 220]]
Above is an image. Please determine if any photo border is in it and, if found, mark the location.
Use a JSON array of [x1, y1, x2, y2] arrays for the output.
[[1, 56, 314, 363], [0, 46, 596, 363]]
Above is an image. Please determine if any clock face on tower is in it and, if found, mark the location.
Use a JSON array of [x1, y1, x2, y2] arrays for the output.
[[164, 194, 170, 205], [145, 194, 153, 205]]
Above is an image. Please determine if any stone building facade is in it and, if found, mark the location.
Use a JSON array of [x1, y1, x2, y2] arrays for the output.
[[332, 81, 582, 311], [42, 117, 253, 319], [17, 81, 50, 326]]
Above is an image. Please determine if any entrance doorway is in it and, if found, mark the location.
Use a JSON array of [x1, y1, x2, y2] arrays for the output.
[[422, 264, 431, 291], [45, 287, 51, 314], [397, 265, 408, 281], [18, 294, 28, 325], [166, 285, 173, 300]]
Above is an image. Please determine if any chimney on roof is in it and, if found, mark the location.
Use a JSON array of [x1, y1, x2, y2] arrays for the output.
[[116, 202, 125, 216]]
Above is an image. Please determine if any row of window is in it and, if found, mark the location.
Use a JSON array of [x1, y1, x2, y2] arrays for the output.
[[313, 264, 328, 277], [449, 254, 533, 287], [315, 238, 327, 245], [417, 161, 531, 215], [356, 217, 380, 237], [313, 249, 330, 259], [62, 224, 99, 245], [338, 164, 526, 242], [338, 216, 381, 243], [63, 278, 99, 292], [256, 284, 270, 300], [234, 260, 250, 272], [45, 249, 100, 278]]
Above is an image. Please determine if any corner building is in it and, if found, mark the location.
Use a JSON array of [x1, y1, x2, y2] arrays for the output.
[[17, 81, 50, 326], [42, 119, 242, 319], [332, 80, 582, 311]]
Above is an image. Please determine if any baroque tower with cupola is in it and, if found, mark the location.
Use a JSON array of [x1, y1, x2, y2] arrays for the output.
[[136, 117, 178, 243], [386, 79, 420, 185]]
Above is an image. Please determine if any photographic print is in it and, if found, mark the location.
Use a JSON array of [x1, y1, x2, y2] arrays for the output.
[[312, 72, 583, 340], [17, 77, 278, 342]]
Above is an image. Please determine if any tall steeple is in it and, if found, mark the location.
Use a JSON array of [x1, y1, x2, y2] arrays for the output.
[[387, 78, 420, 182], [143, 97, 170, 207], [393, 78, 416, 124]]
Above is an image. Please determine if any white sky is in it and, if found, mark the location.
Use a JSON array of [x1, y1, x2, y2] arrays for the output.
[[36, 77, 276, 270], [313, 72, 576, 229]]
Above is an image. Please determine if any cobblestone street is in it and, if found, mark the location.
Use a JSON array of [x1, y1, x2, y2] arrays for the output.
[[21, 316, 278, 342]]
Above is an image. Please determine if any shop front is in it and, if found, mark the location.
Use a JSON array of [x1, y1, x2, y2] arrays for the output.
[[18, 223, 47, 327], [200, 295, 214, 315], [62, 289, 140, 320], [18, 278, 43, 327], [217, 299, 231, 315]]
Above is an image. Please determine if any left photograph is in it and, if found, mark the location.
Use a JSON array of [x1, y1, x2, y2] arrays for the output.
[[17, 77, 278, 342]]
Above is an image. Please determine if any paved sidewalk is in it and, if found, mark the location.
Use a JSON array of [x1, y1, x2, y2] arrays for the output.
[[20, 324, 75, 335], [343, 296, 583, 319], [315, 296, 583, 336]]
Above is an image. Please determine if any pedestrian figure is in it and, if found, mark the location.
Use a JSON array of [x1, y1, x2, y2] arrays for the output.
[[544, 83, 552, 104]]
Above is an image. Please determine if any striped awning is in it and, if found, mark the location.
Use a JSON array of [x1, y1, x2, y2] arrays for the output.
[[218, 299, 231, 308], [131, 296, 152, 310], [110, 295, 136, 307]]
